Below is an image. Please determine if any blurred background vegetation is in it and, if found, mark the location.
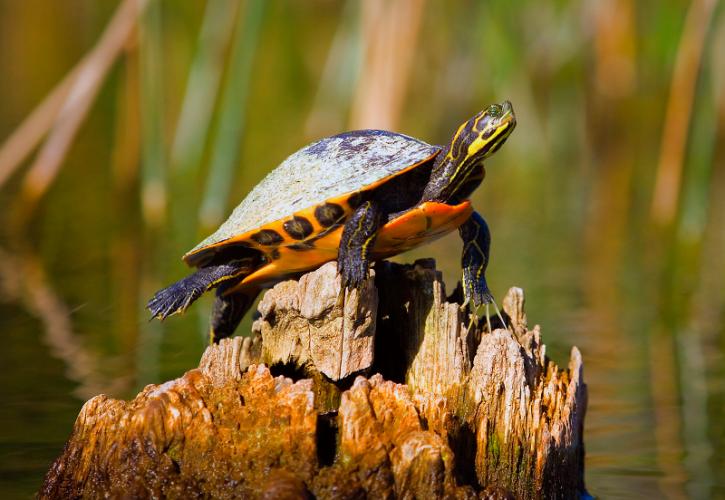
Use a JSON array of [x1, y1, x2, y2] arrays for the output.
[[0, 0, 723, 497]]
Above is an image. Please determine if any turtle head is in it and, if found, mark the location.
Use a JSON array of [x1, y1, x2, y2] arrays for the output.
[[449, 101, 516, 164], [422, 101, 516, 203]]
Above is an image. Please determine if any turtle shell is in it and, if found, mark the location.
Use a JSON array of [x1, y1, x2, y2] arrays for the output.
[[186, 130, 440, 265]]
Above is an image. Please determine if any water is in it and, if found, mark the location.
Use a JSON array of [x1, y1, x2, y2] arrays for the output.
[[1, 1, 724, 498]]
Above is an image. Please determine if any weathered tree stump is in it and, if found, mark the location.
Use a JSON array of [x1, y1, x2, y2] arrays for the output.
[[40, 260, 587, 499]]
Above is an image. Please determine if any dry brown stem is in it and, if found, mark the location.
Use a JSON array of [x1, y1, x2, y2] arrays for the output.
[[349, 0, 425, 130], [651, 0, 717, 226], [4, 0, 148, 209]]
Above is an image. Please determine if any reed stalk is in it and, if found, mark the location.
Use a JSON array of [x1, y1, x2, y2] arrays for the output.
[[651, 0, 718, 227], [198, 0, 266, 231]]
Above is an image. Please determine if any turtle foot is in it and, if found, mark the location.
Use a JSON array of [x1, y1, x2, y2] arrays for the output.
[[147, 278, 202, 320]]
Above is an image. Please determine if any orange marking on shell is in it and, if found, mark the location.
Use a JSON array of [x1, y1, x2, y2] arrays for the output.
[[226, 227, 342, 291], [224, 200, 472, 293], [184, 192, 355, 263]]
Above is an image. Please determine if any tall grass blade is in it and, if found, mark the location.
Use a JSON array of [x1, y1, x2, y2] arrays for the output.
[[137, 0, 166, 386], [170, 0, 240, 249], [171, 0, 240, 173], [139, 0, 166, 227], [650, 0, 717, 227], [198, 0, 266, 231], [305, 0, 362, 137]]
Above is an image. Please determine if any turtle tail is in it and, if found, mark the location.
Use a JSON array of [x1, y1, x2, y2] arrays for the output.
[[147, 260, 253, 321]]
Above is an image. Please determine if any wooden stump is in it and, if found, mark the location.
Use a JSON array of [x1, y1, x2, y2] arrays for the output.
[[40, 260, 587, 499]]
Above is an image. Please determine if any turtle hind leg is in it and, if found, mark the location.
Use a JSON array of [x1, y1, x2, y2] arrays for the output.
[[208, 287, 261, 344], [337, 200, 383, 289], [147, 278, 198, 320], [147, 261, 251, 320]]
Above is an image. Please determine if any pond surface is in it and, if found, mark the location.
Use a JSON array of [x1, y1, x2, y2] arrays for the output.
[[1, 1, 724, 498]]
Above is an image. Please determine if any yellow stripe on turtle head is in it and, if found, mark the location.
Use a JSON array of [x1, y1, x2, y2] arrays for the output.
[[435, 101, 516, 200], [450, 101, 516, 167]]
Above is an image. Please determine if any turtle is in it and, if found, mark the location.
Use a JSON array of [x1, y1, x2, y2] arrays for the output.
[[148, 101, 516, 343]]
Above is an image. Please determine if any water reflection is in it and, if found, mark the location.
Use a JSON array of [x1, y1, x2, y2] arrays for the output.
[[0, 244, 131, 399]]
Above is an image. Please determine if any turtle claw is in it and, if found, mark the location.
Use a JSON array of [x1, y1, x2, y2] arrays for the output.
[[485, 304, 492, 333], [459, 284, 509, 333], [335, 284, 346, 309], [491, 298, 507, 330], [465, 307, 479, 331], [459, 297, 470, 312], [484, 298, 508, 332], [147, 281, 199, 320]]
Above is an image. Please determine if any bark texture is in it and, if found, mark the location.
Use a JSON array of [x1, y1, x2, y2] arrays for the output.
[[41, 260, 587, 499]]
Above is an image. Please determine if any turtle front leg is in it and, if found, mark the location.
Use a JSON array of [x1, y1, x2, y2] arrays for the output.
[[459, 211, 493, 306], [459, 211, 505, 330], [208, 287, 261, 344], [338, 200, 383, 290]]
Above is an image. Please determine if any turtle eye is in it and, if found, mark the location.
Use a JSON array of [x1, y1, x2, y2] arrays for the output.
[[487, 104, 502, 118]]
